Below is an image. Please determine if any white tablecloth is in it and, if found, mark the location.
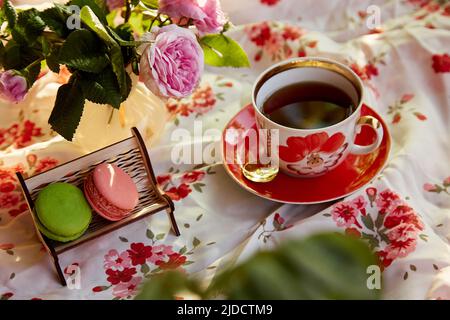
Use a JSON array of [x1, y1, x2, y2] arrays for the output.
[[1, 0, 450, 299]]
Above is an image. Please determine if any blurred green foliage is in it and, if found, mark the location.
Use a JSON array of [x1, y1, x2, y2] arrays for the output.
[[135, 233, 381, 300]]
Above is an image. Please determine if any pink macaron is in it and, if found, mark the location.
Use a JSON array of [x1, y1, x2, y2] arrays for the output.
[[84, 163, 139, 221]]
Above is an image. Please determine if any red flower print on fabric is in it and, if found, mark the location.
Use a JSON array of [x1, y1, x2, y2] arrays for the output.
[[327, 187, 425, 269], [127, 243, 153, 266], [273, 213, 293, 231], [106, 267, 137, 285], [104, 250, 132, 271], [260, 0, 280, 6], [0, 193, 20, 208], [331, 200, 363, 228], [0, 120, 44, 151], [432, 54, 450, 73], [156, 253, 187, 270], [388, 93, 427, 124], [282, 25, 303, 41], [350, 63, 379, 80], [0, 155, 58, 218], [247, 22, 272, 47], [166, 84, 216, 117], [94, 230, 199, 299], [34, 158, 59, 174], [345, 227, 362, 238], [258, 212, 293, 243], [165, 183, 192, 201], [181, 171, 205, 184], [157, 168, 207, 201], [280, 132, 347, 175], [423, 176, 450, 196], [112, 277, 142, 298], [375, 189, 400, 214], [1, 292, 13, 300], [0, 243, 14, 250], [245, 22, 306, 62]]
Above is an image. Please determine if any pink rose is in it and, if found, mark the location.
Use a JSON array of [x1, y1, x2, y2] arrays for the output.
[[106, 0, 123, 11], [0, 70, 28, 103], [194, 0, 226, 35], [139, 25, 203, 98], [159, 0, 226, 35], [159, 0, 206, 22]]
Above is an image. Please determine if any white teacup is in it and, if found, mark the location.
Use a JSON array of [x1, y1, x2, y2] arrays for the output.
[[252, 57, 383, 178]]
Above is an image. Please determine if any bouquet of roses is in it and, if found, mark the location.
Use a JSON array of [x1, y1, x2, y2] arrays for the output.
[[0, 0, 249, 140]]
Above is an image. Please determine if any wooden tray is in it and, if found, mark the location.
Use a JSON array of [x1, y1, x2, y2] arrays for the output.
[[16, 127, 180, 286]]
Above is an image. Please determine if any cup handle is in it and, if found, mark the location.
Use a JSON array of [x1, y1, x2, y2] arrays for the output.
[[350, 115, 384, 155]]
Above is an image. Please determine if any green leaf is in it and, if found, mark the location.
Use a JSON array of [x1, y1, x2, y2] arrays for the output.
[[179, 246, 187, 254], [361, 232, 379, 249], [59, 29, 109, 73], [361, 215, 374, 231], [141, 263, 150, 274], [192, 237, 201, 247], [192, 183, 204, 193], [135, 233, 380, 300], [48, 79, 85, 141], [378, 231, 389, 244], [0, 39, 40, 70], [155, 233, 165, 240], [39, 5, 70, 37], [141, 0, 159, 9], [146, 229, 154, 239], [69, 0, 108, 24], [22, 61, 41, 86], [200, 34, 250, 68], [374, 213, 384, 230], [106, 9, 117, 27], [80, 6, 128, 97], [107, 25, 138, 47], [78, 67, 128, 108], [135, 271, 204, 300], [212, 233, 379, 300], [46, 45, 61, 73], [11, 9, 46, 45], [3, 0, 17, 28]]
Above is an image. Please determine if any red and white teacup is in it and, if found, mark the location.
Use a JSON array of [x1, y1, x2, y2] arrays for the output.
[[252, 57, 384, 178]]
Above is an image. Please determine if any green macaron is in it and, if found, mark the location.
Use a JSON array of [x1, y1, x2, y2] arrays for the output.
[[35, 182, 92, 242]]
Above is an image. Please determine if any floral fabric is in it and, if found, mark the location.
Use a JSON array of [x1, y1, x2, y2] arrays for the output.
[[1, 0, 450, 300]]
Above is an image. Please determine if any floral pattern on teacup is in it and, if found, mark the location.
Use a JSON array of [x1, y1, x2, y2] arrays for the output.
[[280, 132, 348, 175]]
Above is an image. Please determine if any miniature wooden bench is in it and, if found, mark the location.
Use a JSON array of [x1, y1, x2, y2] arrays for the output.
[[17, 127, 180, 286]]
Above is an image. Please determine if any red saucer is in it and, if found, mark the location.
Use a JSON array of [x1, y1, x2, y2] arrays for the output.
[[222, 104, 391, 204]]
